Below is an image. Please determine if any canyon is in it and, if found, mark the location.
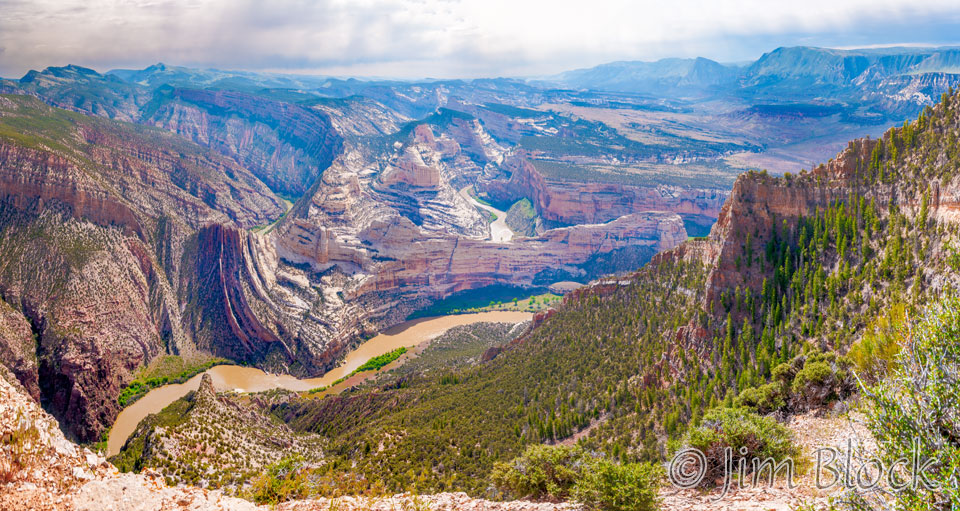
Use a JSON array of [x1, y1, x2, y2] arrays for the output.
[[478, 152, 727, 226], [0, 42, 956, 511], [0, 50, 957, 506], [0, 72, 693, 445]]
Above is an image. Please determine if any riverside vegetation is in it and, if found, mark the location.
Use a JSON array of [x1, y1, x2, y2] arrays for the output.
[[117, 356, 231, 407]]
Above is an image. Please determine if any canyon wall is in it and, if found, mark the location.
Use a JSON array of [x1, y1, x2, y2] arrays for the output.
[[0, 96, 290, 441], [0, 86, 702, 443], [144, 88, 344, 197], [478, 154, 728, 225], [255, 117, 691, 375]]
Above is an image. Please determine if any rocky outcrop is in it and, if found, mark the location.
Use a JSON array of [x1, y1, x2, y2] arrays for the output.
[[259, 115, 689, 373], [504, 198, 538, 237], [311, 96, 410, 137], [185, 224, 290, 365], [0, 143, 144, 237], [668, 103, 960, 319], [695, 139, 877, 307], [0, 299, 39, 401], [479, 153, 728, 225], [111, 373, 323, 489]]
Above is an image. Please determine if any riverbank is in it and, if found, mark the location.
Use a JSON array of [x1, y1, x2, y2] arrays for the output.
[[460, 186, 513, 242], [106, 311, 532, 457]]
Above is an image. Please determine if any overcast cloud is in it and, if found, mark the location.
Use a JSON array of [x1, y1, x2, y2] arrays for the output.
[[1, 0, 960, 79]]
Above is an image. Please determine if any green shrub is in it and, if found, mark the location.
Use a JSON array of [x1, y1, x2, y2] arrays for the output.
[[734, 382, 786, 414], [789, 353, 853, 410], [736, 352, 854, 414], [679, 407, 800, 487], [572, 460, 662, 511], [860, 294, 960, 509], [847, 303, 905, 384], [491, 444, 592, 500], [247, 456, 311, 505], [791, 361, 832, 393], [492, 444, 661, 509]]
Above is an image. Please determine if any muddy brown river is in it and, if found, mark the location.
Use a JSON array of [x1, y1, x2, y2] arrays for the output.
[[107, 311, 532, 456]]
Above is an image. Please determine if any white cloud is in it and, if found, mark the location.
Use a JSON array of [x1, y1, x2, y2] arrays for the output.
[[0, 0, 958, 78]]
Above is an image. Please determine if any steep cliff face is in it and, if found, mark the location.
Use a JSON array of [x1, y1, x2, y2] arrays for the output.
[[9, 67, 344, 200], [659, 91, 960, 357], [478, 154, 728, 225], [280, 210, 684, 299], [372, 118, 496, 237], [183, 224, 291, 366], [696, 137, 895, 307], [144, 88, 343, 197], [0, 95, 290, 441], [0, 298, 39, 401], [0, 208, 168, 442]]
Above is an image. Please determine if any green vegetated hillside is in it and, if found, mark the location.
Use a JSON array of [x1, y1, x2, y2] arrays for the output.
[[262, 89, 960, 494], [112, 374, 324, 490], [505, 198, 538, 237]]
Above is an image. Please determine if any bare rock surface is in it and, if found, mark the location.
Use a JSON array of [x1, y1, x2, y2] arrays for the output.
[[248, 111, 690, 375], [0, 95, 287, 441], [478, 154, 727, 225]]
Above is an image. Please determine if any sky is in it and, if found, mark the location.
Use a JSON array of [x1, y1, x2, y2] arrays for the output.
[[2, 0, 960, 80]]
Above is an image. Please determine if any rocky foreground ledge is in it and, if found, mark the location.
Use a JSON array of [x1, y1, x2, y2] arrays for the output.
[[0, 371, 577, 511]]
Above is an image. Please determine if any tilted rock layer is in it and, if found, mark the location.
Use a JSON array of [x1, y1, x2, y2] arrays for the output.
[[0, 95, 287, 441], [0, 84, 697, 444]]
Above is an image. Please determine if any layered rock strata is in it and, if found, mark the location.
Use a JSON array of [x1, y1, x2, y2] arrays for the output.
[[0, 95, 287, 441], [478, 153, 728, 225]]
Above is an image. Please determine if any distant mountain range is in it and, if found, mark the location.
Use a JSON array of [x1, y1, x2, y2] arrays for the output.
[[107, 62, 336, 91], [550, 56, 741, 94], [5, 45, 959, 114], [547, 46, 960, 101]]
